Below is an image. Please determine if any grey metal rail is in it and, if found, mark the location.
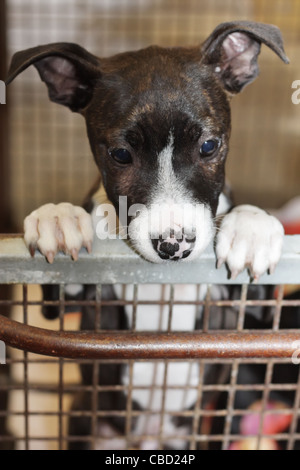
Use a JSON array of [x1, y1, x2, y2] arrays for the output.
[[0, 234, 300, 285]]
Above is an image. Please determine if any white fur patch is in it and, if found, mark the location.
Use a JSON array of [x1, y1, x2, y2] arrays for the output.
[[114, 284, 206, 414], [113, 283, 207, 449]]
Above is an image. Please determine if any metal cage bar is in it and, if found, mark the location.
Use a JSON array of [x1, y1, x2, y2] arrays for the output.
[[1, 317, 300, 360]]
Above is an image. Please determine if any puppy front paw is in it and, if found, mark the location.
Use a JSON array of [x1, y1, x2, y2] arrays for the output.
[[24, 203, 94, 263], [216, 205, 284, 281]]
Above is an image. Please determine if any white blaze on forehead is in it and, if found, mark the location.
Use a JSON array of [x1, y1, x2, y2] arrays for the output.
[[157, 132, 176, 192], [152, 131, 206, 237], [152, 131, 192, 234], [156, 131, 188, 203]]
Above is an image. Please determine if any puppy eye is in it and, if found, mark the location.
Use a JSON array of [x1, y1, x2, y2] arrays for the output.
[[110, 148, 132, 164], [200, 139, 220, 157]]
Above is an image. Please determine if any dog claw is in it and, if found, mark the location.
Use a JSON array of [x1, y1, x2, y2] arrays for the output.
[[269, 264, 276, 275], [85, 241, 92, 254], [28, 243, 36, 257], [71, 248, 79, 261], [217, 258, 225, 269], [46, 251, 55, 264], [230, 270, 239, 280]]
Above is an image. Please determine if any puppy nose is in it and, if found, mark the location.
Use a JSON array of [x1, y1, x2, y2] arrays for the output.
[[152, 229, 196, 261]]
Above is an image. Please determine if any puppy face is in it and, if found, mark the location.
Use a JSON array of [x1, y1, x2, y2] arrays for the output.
[[6, 22, 288, 262], [86, 48, 230, 262]]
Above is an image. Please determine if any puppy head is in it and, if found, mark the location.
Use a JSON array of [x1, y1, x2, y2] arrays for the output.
[[7, 22, 289, 263]]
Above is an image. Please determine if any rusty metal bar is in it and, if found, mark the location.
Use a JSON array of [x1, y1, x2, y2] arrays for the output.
[[0, 314, 300, 359]]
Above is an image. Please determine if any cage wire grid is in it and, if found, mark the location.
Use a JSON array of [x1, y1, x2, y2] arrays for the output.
[[0, 280, 299, 450]]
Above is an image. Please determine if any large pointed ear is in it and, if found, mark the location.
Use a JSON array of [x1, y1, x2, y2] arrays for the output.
[[201, 21, 289, 94], [6, 43, 102, 112]]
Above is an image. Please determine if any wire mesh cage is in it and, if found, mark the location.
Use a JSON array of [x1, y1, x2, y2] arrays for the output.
[[0, 236, 300, 450], [1, 281, 300, 450]]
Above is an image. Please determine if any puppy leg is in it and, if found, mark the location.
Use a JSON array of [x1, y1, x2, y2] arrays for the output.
[[24, 203, 94, 263], [216, 205, 284, 281]]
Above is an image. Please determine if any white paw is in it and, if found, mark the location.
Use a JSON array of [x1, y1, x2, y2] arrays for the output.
[[24, 203, 94, 263], [216, 205, 284, 281]]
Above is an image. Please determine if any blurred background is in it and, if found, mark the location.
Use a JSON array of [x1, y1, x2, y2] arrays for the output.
[[0, 0, 300, 232]]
